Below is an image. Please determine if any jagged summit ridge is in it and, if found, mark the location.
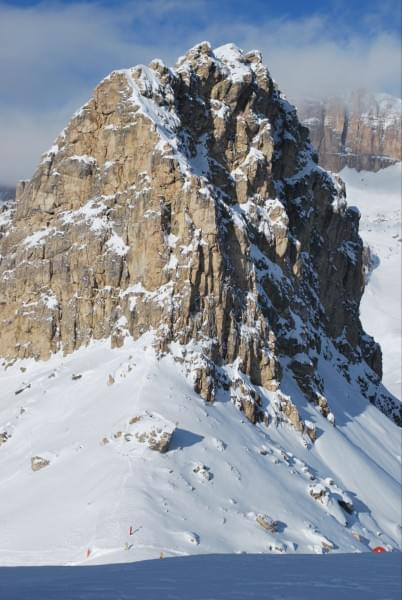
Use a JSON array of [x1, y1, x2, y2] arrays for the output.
[[0, 41, 399, 423]]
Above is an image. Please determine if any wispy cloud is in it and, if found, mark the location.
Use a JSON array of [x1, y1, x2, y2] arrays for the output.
[[230, 17, 401, 101], [0, 1, 400, 185]]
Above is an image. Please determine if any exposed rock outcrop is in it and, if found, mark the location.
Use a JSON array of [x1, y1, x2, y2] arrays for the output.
[[299, 91, 401, 172], [0, 43, 399, 424], [109, 412, 176, 453], [256, 514, 278, 532], [0, 431, 11, 446], [31, 456, 50, 471]]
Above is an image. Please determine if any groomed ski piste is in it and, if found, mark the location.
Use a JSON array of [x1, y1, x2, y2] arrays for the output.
[[1, 552, 401, 600]]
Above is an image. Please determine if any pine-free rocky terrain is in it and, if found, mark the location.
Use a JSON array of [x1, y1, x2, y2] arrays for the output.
[[299, 91, 401, 173], [0, 42, 400, 570]]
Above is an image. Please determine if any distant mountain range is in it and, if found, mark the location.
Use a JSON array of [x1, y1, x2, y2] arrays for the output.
[[298, 90, 401, 172], [0, 185, 15, 203]]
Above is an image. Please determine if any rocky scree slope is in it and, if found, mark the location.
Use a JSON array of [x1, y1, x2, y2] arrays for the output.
[[299, 91, 401, 173], [0, 42, 399, 424]]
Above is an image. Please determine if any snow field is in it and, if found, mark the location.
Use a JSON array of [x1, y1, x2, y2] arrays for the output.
[[0, 332, 400, 566]]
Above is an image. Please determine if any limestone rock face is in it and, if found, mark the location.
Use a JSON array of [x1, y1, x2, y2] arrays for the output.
[[0, 43, 399, 423], [256, 514, 278, 532], [31, 456, 50, 471], [0, 431, 11, 446], [299, 91, 401, 172]]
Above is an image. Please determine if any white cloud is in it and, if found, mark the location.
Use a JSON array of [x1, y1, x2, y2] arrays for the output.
[[198, 16, 401, 101], [0, 1, 186, 185], [0, 2, 400, 185], [0, 107, 74, 186]]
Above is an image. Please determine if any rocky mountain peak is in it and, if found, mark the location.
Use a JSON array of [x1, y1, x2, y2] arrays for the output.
[[0, 42, 399, 425]]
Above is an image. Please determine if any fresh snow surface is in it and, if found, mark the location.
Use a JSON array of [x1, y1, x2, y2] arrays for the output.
[[214, 43, 250, 83], [341, 163, 402, 399], [105, 231, 129, 256], [0, 333, 400, 567], [1, 553, 401, 600]]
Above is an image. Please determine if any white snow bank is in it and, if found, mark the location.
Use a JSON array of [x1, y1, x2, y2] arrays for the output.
[[341, 163, 401, 399]]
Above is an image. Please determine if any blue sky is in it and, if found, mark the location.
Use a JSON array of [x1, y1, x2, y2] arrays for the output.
[[2, 0, 401, 32], [2, 0, 401, 38], [0, 0, 400, 184]]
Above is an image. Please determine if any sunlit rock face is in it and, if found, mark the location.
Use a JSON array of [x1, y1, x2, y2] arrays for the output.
[[0, 42, 399, 423]]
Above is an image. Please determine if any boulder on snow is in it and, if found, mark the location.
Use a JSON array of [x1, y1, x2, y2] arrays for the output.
[[135, 429, 173, 453], [321, 538, 335, 553], [308, 483, 328, 503], [193, 463, 213, 481], [0, 431, 11, 446], [110, 412, 176, 453], [304, 420, 317, 443], [256, 514, 278, 532], [31, 456, 50, 471]]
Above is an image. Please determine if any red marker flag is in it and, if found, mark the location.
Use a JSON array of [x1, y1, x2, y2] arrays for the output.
[[372, 546, 386, 553]]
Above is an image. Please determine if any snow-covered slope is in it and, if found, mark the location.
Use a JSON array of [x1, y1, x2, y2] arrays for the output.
[[341, 163, 401, 399], [0, 333, 400, 566]]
